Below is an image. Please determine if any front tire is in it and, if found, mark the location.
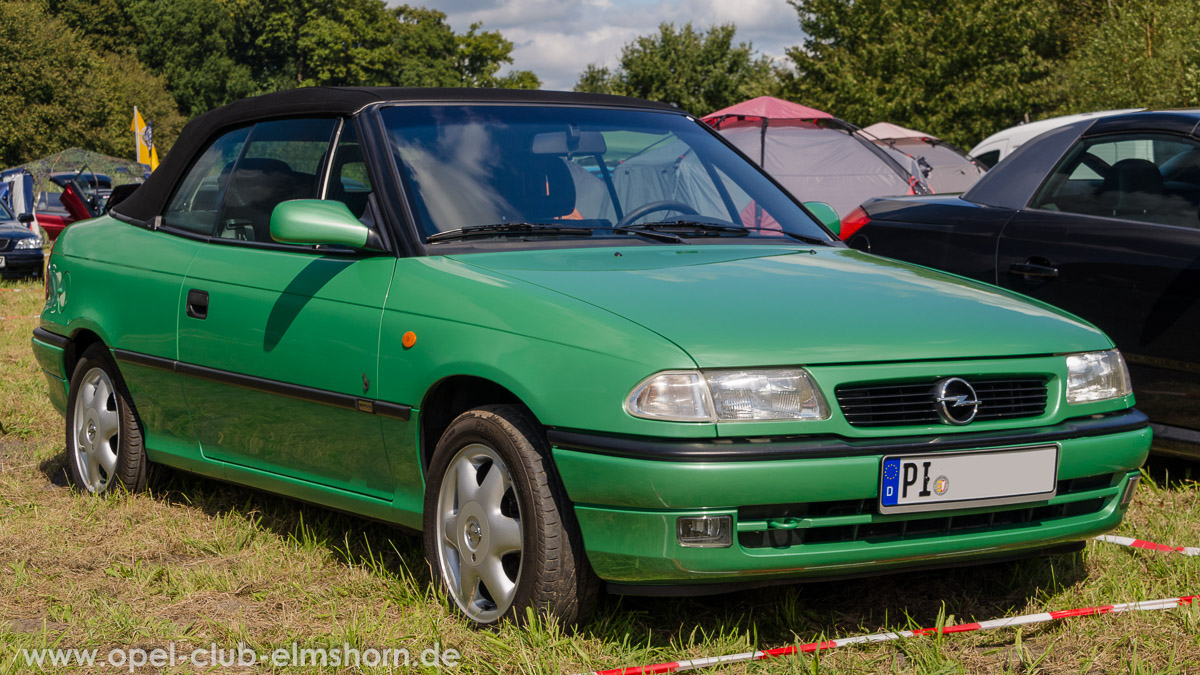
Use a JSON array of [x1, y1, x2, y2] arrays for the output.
[[423, 405, 598, 626], [65, 343, 148, 494]]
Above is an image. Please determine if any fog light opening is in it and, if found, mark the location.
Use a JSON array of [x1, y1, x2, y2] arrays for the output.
[[677, 516, 733, 548], [1120, 475, 1141, 507]]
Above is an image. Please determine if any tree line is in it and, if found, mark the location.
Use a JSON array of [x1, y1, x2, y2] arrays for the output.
[[4, 0, 1198, 167], [576, 0, 1200, 149], [0, 0, 537, 167]]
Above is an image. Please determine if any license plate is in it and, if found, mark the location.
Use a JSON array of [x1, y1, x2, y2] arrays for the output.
[[879, 445, 1058, 514], [0, 256, 5, 268]]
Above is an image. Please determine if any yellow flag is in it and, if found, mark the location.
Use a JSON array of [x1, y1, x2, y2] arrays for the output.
[[131, 107, 159, 171]]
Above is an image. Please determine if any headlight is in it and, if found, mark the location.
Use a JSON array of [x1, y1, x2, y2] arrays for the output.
[[626, 368, 829, 422], [13, 237, 42, 250], [1065, 350, 1131, 404]]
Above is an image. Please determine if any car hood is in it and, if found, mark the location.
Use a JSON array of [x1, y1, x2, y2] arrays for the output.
[[0, 221, 36, 239], [450, 245, 1111, 368]]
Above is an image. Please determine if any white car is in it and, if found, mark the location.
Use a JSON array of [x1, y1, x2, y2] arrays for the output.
[[970, 109, 1142, 168]]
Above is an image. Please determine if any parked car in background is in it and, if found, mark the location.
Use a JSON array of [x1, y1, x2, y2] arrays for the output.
[[0, 200, 44, 278], [969, 109, 1141, 168], [703, 97, 930, 221], [860, 122, 987, 193], [33, 87, 1149, 628], [845, 110, 1200, 457], [49, 169, 111, 205], [35, 168, 104, 240]]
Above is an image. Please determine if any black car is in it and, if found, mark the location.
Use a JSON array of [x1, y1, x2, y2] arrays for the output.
[[0, 200, 43, 278], [843, 110, 1200, 457]]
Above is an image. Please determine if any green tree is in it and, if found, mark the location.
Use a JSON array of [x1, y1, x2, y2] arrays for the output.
[[784, 0, 1070, 147], [235, 2, 539, 91], [0, 1, 183, 167], [574, 23, 781, 115], [1062, 0, 1200, 111]]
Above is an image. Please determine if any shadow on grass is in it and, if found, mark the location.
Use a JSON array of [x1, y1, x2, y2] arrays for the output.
[[36, 445, 430, 587], [583, 548, 1088, 649], [1143, 454, 1198, 489], [34, 444, 1089, 648], [36, 445, 69, 487]]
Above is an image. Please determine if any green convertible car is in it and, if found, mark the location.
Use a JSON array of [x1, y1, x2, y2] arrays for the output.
[[32, 88, 1150, 626]]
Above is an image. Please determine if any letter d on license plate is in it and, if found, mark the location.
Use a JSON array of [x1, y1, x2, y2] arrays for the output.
[[879, 445, 1058, 514]]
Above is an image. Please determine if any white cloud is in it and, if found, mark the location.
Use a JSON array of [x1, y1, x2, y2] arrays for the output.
[[404, 0, 802, 90]]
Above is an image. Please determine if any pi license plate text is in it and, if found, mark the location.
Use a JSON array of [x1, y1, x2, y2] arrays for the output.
[[879, 445, 1058, 514]]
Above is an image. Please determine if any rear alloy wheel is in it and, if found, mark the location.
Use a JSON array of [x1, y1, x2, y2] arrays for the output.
[[423, 405, 598, 627], [65, 344, 148, 494]]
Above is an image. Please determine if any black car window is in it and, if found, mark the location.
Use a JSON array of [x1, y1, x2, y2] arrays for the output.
[[216, 118, 337, 242], [1031, 133, 1200, 229], [163, 127, 250, 235], [324, 122, 374, 220], [973, 149, 1000, 168]]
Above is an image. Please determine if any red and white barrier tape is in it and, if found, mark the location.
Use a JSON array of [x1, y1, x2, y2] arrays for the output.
[[1095, 534, 1200, 556], [584, 595, 1197, 675]]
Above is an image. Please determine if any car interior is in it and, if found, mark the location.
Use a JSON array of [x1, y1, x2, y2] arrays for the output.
[[1032, 135, 1200, 228]]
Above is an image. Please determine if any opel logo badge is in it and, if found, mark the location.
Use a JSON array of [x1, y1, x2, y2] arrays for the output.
[[934, 377, 980, 425]]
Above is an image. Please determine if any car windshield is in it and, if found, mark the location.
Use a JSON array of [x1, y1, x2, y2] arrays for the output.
[[380, 105, 833, 246]]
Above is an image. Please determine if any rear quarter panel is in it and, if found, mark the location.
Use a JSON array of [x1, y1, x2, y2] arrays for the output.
[[44, 216, 203, 460], [853, 196, 1013, 284]]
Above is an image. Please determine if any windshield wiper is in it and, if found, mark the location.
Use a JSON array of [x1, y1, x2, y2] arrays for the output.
[[426, 222, 594, 243], [613, 220, 750, 238], [608, 226, 685, 243]]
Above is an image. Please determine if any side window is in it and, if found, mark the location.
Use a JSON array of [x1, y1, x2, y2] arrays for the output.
[[163, 127, 250, 235], [217, 118, 337, 242], [325, 122, 374, 220], [1031, 133, 1200, 228], [974, 149, 1000, 169]]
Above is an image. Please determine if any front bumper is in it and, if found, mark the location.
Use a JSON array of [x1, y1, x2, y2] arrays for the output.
[[551, 410, 1150, 589], [0, 248, 44, 277]]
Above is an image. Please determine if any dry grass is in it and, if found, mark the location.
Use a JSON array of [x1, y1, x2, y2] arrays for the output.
[[2, 275, 1199, 673]]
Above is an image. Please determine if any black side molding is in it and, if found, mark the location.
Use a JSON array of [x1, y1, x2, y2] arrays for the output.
[[548, 408, 1149, 462], [31, 327, 70, 349], [112, 349, 412, 421]]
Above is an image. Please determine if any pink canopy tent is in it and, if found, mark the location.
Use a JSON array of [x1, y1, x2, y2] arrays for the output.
[[702, 97, 930, 219], [860, 122, 986, 193], [705, 96, 833, 122], [860, 122, 936, 141]]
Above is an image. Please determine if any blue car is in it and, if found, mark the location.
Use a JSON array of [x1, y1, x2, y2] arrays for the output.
[[0, 202, 43, 279]]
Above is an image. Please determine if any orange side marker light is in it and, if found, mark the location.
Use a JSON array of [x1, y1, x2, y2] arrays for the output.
[[402, 331, 417, 349]]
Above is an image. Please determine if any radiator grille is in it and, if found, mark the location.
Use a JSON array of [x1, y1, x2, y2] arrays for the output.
[[836, 377, 1048, 428]]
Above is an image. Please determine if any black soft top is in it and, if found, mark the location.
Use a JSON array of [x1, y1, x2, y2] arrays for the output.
[[113, 87, 681, 226]]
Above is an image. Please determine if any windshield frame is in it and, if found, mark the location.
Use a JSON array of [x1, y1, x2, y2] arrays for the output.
[[368, 102, 843, 257]]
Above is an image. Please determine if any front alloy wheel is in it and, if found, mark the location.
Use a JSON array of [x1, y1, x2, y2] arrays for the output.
[[423, 405, 598, 627], [436, 443, 524, 622]]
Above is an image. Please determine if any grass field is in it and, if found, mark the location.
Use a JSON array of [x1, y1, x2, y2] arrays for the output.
[[2, 275, 1199, 673]]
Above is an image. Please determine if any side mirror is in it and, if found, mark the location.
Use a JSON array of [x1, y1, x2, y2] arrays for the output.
[[803, 201, 840, 237], [270, 200, 371, 249], [17, 212, 33, 224]]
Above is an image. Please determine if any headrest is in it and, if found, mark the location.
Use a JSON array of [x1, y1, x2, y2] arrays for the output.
[[518, 157, 576, 220], [1099, 158, 1162, 214], [235, 157, 293, 175]]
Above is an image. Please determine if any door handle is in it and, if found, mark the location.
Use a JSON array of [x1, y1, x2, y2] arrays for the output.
[[1008, 261, 1059, 279], [186, 289, 209, 319]]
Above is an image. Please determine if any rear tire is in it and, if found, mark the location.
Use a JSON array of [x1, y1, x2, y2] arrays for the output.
[[65, 343, 148, 494], [423, 405, 599, 627]]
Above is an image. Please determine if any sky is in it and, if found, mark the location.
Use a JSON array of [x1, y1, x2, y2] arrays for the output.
[[422, 0, 801, 91]]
